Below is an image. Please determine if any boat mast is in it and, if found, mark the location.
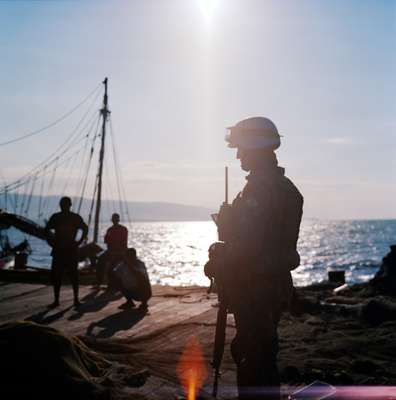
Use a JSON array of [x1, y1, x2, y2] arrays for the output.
[[93, 78, 109, 243]]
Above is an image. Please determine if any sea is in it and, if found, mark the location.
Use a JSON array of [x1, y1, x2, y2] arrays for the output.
[[4, 219, 396, 287]]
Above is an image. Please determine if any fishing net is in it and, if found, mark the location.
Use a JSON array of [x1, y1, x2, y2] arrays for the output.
[[0, 321, 148, 399]]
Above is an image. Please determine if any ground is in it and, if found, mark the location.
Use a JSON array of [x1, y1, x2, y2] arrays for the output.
[[1, 281, 396, 399]]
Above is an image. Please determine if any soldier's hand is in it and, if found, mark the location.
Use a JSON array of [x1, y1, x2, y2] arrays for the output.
[[204, 260, 216, 279], [208, 242, 226, 260], [204, 242, 226, 279], [218, 203, 232, 219]]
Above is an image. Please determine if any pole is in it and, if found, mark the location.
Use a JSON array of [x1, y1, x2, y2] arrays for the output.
[[93, 78, 109, 243]]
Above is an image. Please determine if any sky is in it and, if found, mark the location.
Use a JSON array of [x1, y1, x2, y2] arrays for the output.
[[0, 0, 395, 219]]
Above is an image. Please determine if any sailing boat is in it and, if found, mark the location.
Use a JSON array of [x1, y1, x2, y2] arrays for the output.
[[0, 78, 130, 283]]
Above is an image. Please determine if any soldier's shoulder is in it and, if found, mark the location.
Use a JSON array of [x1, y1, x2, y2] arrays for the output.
[[280, 175, 303, 201]]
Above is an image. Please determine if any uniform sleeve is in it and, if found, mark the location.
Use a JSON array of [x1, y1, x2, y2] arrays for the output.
[[228, 183, 283, 273]]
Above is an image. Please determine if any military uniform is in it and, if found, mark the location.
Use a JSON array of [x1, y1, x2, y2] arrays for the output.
[[223, 165, 303, 399]]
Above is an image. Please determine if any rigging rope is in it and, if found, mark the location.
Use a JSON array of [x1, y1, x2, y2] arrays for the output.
[[13, 191, 19, 214], [0, 88, 101, 195], [104, 153, 121, 220], [25, 173, 38, 216], [102, 174, 112, 224], [71, 114, 99, 205], [87, 173, 99, 234], [59, 149, 81, 199], [109, 118, 132, 226], [1, 108, 100, 195], [37, 166, 47, 220], [40, 157, 59, 216], [0, 83, 101, 147], [18, 176, 30, 215], [77, 115, 101, 214]]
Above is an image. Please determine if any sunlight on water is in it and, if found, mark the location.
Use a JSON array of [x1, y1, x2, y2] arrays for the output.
[[128, 221, 216, 286], [6, 219, 396, 287]]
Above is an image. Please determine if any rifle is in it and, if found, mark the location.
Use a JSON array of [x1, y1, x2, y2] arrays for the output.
[[210, 166, 229, 398]]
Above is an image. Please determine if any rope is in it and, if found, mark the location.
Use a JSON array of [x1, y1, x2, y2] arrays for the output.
[[104, 152, 121, 220], [3, 131, 90, 195], [37, 166, 47, 220], [18, 176, 30, 215], [102, 174, 112, 224], [40, 157, 58, 216], [71, 118, 97, 206], [87, 173, 99, 233], [109, 118, 132, 226], [59, 150, 80, 199], [24, 173, 38, 216], [0, 83, 101, 147], [13, 191, 19, 213], [1, 96, 101, 195], [77, 115, 101, 214], [1, 111, 98, 195]]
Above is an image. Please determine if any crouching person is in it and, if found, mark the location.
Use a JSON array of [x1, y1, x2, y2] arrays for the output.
[[112, 248, 152, 310]]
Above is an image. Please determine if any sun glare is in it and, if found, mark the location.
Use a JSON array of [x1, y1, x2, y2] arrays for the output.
[[197, 0, 219, 22]]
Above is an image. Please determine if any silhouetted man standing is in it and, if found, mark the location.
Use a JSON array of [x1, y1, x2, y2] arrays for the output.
[[206, 117, 303, 399], [45, 196, 88, 308], [96, 213, 128, 288]]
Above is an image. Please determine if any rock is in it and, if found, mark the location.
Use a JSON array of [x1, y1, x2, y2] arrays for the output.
[[351, 359, 379, 374], [332, 370, 354, 384], [358, 376, 378, 385], [281, 365, 301, 382], [361, 299, 396, 326], [303, 368, 325, 382]]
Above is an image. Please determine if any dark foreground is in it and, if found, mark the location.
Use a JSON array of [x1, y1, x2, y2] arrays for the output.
[[0, 281, 396, 399]]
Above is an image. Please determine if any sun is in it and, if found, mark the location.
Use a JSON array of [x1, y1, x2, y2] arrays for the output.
[[197, 0, 220, 22]]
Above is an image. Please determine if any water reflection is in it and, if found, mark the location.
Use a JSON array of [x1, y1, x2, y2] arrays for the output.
[[5, 219, 396, 287]]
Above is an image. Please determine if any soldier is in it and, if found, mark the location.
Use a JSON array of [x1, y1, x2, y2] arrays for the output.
[[208, 117, 303, 399]]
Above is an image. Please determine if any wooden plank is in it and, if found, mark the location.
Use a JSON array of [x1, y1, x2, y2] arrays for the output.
[[0, 282, 47, 302], [0, 283, 216, 341]]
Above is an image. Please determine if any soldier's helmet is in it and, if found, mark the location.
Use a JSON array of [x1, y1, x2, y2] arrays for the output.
[[225, 116, 281, 150]]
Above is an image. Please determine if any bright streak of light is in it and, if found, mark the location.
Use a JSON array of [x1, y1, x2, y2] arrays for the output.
[[176, 336, 208, 400]]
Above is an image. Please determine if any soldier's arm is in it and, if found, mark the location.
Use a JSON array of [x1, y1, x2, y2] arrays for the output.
[[227, 191, 277, 270]]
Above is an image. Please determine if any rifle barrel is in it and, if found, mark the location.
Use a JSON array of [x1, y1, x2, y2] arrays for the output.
[[213, 370, 219, 398]]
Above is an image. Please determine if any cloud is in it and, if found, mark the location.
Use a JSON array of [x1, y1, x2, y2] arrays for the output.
[[322, 137, 353, 145]]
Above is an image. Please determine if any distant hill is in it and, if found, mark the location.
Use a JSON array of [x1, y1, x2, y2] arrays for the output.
[[0, 195, 214, 222]]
